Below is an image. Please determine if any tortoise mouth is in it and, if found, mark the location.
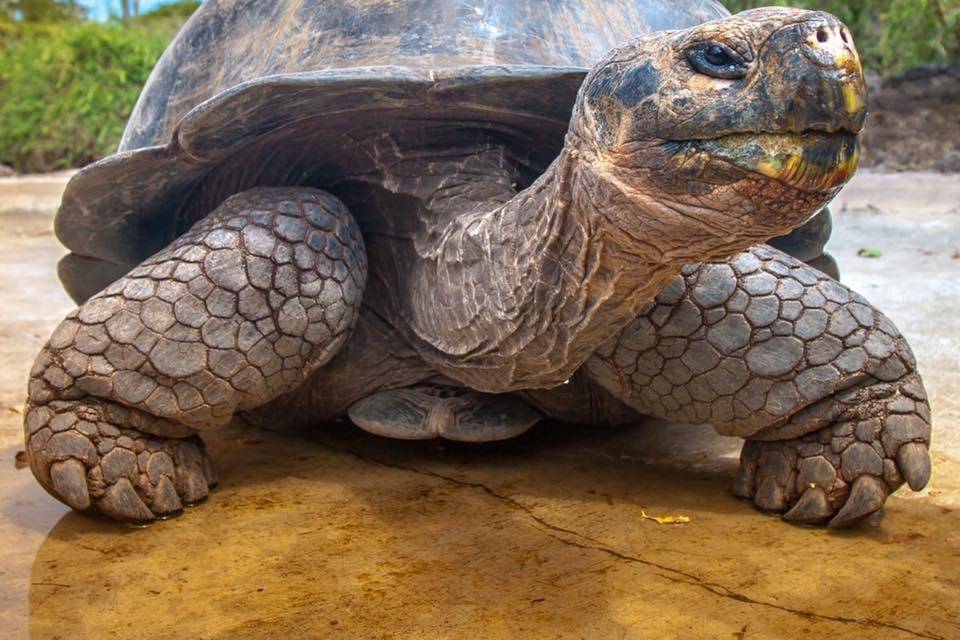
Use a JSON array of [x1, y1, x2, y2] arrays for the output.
[[694, 130, 860, 191]]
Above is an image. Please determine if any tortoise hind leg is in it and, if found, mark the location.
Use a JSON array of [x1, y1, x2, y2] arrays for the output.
[[348, 386, 541, 442]]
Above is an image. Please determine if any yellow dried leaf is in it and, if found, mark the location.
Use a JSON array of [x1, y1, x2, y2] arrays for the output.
[[641, 509, 691, 525]]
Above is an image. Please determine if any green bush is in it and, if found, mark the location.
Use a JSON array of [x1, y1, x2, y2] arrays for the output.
[[0, 2, 198, 173], [726, 0, 960, 73]]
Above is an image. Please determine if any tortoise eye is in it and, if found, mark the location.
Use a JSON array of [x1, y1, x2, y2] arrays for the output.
[[704, 44, 732, 66], [687, 42, 749, 79]]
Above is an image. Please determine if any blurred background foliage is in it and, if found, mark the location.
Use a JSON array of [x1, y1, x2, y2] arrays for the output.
[[727, 0, 960, 73], [0, 1, 198, 172], [0, 0, 958, 173]]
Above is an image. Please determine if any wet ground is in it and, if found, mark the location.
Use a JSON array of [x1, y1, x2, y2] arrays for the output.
[[0, 171, 958, 639]]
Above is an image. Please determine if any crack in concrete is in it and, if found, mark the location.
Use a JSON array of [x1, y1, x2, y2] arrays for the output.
[[321, 440, 946, 640]]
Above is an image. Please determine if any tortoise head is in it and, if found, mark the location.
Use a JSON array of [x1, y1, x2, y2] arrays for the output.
[[572, 7, 866, 250]]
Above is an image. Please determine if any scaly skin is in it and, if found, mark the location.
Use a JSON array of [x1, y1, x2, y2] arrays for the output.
[[585, 245, 931, 527], [24, 9, 915, 527], [24, 188, 366, 521]]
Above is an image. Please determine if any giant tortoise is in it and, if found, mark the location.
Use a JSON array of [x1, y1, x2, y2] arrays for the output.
[[24, 0, 931, 528]]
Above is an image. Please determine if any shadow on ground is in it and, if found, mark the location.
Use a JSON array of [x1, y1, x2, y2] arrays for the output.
[[21, 419, 960, 640]]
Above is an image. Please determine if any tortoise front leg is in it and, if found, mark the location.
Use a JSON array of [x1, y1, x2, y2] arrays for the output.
[[24, 187, 366, 521], [584, 245, 931, 527]]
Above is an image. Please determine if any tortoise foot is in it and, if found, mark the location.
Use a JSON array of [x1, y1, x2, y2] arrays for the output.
[[734, 376, 931, 527], [348, 386, 541, 443], [25, 400, 217, 523]]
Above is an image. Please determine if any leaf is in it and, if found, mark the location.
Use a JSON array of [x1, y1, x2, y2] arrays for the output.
[[857, 247, 883, 258], [641, 509, 691, 525]]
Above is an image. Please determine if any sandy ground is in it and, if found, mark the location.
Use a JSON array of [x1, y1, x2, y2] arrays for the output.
[[0, 171, 957, 639]]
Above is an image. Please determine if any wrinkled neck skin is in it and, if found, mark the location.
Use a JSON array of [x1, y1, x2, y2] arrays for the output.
[[401, 131, 813, 394]]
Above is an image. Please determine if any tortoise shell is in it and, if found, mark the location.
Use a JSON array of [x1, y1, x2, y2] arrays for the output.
[[55, 0, 728, 301]]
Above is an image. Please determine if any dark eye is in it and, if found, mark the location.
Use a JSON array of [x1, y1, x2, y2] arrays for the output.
[[704, 45, 732, 66], [687, 42, 749, 79]]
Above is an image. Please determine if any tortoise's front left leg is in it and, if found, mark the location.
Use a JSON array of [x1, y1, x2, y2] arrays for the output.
[[584, 245, 931, 527], [24, 187, 366, 521]]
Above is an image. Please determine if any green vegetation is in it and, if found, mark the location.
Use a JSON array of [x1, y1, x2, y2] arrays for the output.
[[0, 0, 957, 173], [0, 1, 198, 173], [726, 0, 960, 73]]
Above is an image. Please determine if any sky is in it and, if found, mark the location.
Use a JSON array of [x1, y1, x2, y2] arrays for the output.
[[77, 0, 188, 20]]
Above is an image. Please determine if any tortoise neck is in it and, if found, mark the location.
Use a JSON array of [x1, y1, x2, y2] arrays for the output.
[[404, 142, 687, 392]]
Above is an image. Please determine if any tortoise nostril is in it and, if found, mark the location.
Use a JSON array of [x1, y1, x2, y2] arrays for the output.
[[840, 28, 850, 44], [816, 27, 829, 43]]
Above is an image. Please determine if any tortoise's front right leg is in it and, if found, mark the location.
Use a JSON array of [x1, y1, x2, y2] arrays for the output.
[[25, 187, 366, 521]]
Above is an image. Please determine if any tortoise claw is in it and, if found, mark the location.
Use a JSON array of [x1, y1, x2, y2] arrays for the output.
[[783, 486, 832, 524], [897, 442, 931, 491], [49, 459, 91, 511], [98, 478, 156, 523], [828, 475, 887, 529]]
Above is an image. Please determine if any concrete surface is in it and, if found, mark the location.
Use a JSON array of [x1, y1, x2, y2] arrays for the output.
[[0, 171, 957, 639]]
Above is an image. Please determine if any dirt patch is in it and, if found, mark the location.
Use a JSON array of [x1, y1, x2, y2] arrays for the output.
[[861, 64, 960, 172]]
